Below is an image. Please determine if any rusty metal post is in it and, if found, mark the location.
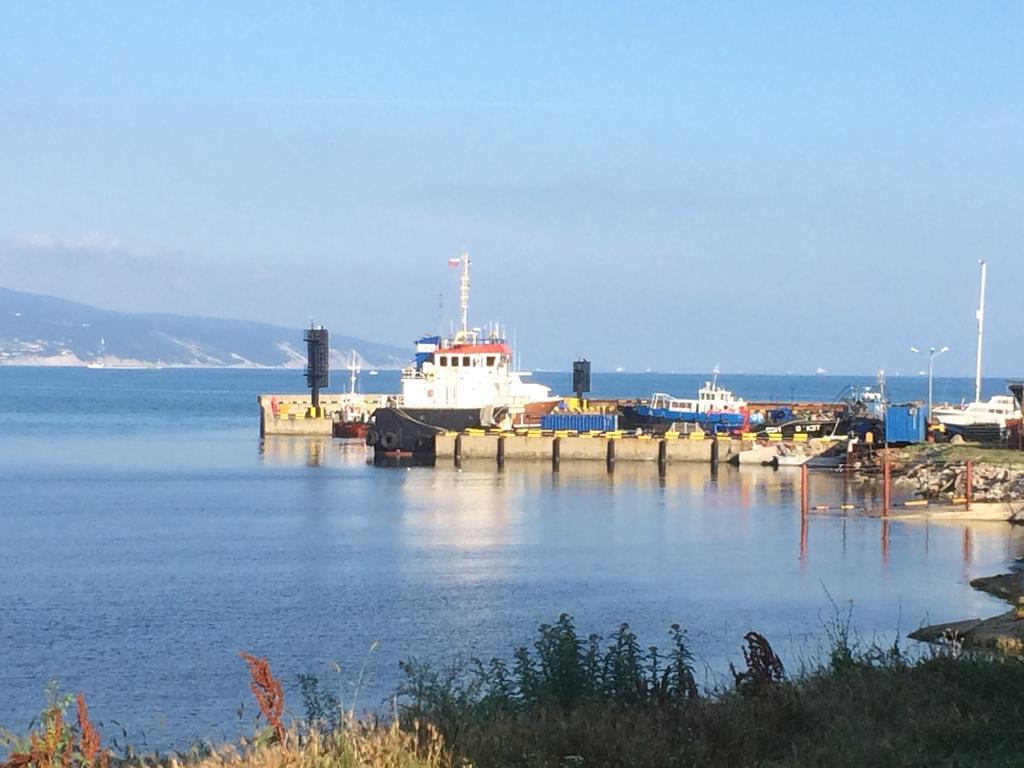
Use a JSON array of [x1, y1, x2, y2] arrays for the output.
[[882, 460, 891, 516], [965, 459, 973, 510], [800, 463, 809, 518]]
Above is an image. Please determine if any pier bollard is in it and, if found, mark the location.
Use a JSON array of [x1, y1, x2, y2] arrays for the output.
[[454, 434, 463, 467], [965, 460, 973, 510], [496, 435, 505, 470], [882, 460, 891, 516], [552, 437, 560, 472], [800, 464, 809, 518], [606, 438, 615, 473]]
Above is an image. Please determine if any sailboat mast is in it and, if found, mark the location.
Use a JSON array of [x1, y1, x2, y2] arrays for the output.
[[974, 260, 987, 403], [459, 251, 470, 336]]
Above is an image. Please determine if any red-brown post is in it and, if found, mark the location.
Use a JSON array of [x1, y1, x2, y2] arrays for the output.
[[801, 463, 809, 517], [965, 460, 973, 510], [882, 460, 891, 516]]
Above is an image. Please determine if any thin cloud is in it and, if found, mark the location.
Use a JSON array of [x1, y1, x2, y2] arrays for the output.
[[12, 231, 163, 259]]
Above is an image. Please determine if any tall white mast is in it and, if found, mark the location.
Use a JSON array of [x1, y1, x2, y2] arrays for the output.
[[459, 251, 471, 337], [974, 259, 987, 403]]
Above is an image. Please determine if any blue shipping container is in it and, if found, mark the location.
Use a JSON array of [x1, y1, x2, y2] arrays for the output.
[[885, 404, 926, 444], [541, 413, 619, 432]]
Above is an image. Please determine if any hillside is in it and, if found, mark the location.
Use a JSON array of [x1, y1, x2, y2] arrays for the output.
[[0, 287, 408, 369]]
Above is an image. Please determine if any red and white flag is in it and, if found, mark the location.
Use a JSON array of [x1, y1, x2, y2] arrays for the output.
[[448, 256, 461, 268]]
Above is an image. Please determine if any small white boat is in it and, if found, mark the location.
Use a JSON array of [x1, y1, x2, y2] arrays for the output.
[[933, 396, 1018, 428], [775, 452, 809, 467]]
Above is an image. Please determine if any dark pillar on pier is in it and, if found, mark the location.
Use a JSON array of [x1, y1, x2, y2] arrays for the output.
[[606, 439, 615, 473], [552, 437, 561, 472], [454, 434, 463, 467], [496, 435, 505, 470], [658, 440, 667, 477], [710, 436, 719, 468]]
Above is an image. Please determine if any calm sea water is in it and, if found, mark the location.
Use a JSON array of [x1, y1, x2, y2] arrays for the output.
[[0, 368, 1019, 750]]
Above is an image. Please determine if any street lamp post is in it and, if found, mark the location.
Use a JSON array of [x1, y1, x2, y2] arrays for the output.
[[911, 345, 949, 420]]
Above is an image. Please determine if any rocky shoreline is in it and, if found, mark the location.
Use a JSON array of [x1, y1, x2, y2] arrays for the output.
[[910, 564, 1024, 655], [898, 460, 1024, 504]]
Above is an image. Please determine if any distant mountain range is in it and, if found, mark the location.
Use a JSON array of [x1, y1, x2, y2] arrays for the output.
[[0, 287, 408, 369]]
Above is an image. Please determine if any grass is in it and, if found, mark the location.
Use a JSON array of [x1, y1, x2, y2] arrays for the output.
[[901, 443, 1024, 467], [5, 617, 1024, 768]]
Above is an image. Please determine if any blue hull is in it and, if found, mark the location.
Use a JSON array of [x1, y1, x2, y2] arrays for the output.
[[632, 406, 745, 429]]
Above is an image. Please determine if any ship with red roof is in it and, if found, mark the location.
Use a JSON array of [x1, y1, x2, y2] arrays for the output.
[[366, 253, 560, 458]]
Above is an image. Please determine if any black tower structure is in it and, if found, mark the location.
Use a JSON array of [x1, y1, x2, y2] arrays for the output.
[[572, 359, 591, 408], [304, 326, 330, 414]]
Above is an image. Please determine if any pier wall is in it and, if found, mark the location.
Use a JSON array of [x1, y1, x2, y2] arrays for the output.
[[258, 393, 388, 437], [436, 432, 743, 465]]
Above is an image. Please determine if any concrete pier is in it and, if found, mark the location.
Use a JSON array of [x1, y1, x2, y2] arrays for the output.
[[258, 393, 389, 437], [435, 431, 743, 465]]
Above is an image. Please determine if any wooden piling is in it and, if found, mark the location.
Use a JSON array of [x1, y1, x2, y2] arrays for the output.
[[710, 436, 719, 468], [606, 438, 615, 472], [965, 459, 973, 510], [552, 437, 560, 472], [882, 460, 891, 516], [658, 440, 667, 476], [496, 435, 505, 470], [454, 434, 462, 467], [800, 463, 809, 517]]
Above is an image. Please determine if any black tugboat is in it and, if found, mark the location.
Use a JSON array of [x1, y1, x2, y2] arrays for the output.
[[365, 253, 558, 462], [365, 404, 510, 460]]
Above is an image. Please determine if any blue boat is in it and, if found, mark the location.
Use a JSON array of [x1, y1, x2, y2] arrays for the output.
[[620, 375, 748, 432]]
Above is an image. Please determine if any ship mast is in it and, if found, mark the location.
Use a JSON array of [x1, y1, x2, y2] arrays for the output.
[[349, 350, 359, 394], [974, 259, 987, 403], [458, 251, 471, 339]]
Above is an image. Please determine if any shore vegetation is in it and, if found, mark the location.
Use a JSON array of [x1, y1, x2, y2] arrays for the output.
[[4, 615, 1023, 768]]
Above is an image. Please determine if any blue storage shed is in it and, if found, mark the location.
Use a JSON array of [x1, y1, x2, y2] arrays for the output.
[[885, 404, 926, 444]]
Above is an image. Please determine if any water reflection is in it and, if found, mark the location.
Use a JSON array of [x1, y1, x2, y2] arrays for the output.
[[259, 436, 370, 468]]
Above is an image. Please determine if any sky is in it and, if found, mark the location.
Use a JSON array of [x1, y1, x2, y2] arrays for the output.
[[1, 2, 1021, 374]]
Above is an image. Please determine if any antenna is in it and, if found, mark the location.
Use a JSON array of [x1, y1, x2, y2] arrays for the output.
[[975, 260, 987, 403]]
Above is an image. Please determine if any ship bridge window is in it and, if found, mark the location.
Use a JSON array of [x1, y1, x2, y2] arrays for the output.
[[486, 356, 495, 367], [451, 356, 460, 367], [439, 356, 448, 367], [463, 356, 471, 367]]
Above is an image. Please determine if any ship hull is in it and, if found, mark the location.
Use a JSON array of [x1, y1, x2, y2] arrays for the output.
[[366, 406, 508, 458], [333, 421, 370, 440]]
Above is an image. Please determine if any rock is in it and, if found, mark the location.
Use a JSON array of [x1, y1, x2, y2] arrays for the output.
[[911, 611, 1024, 655], [969, 572, 1024, 602], [951, 434, 965, 444], [909, 618, 982, 644]]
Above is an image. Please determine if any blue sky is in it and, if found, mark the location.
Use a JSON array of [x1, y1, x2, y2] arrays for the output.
[[1, 2, 1021, 374]]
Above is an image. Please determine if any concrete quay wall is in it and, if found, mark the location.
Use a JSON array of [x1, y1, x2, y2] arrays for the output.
[[258, 392, 388, 437], [435, 432, 742, 464]]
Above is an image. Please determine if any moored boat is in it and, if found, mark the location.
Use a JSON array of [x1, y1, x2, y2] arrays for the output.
[[367, 253, 559, 458], [619, 373, 748, 432]]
